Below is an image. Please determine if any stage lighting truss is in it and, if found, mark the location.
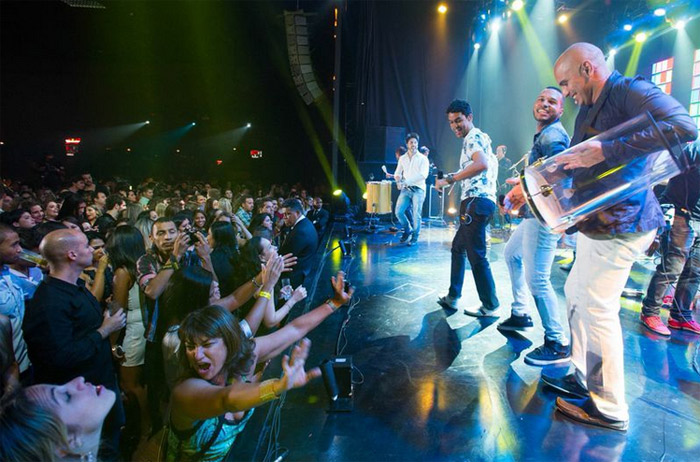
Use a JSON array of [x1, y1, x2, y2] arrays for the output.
[[60, 0, 105, 8]]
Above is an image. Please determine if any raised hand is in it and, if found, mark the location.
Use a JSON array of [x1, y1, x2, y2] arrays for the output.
[[278, 338, 321, 392], [290, 286, 307, 304], [330, 271, 354, 306]]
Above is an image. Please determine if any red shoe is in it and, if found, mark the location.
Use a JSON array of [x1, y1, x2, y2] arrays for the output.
[[640, 315, 671, 336], [668, 318, 700, 335]]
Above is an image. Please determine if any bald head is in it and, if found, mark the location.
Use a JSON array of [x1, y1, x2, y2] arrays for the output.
[[40, 229, 89, 267], [554, 42, 611, 106]]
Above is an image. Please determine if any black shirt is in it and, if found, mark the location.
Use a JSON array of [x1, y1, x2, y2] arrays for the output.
[[661, 140, 700, 220], [23, 276, 117, 389]]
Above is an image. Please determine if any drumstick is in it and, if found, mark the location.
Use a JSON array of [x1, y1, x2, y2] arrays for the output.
[[381, 165, 388, 175]]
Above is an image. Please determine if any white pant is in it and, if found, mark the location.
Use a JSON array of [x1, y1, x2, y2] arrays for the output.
[[564, 230, 654, 421]]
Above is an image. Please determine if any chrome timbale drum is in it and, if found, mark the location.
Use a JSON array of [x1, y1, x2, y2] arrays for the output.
[[521, 112, 685, 233], [365, 181, 393, 214]]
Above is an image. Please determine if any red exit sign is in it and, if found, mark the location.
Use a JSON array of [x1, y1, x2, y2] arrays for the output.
[[250, 150, 263, 158]]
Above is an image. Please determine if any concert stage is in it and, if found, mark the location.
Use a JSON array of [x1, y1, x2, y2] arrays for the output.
[[235, 221, 700, 462]]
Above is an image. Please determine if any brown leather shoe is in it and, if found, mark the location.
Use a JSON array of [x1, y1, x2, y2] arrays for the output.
[[555, 397, 628, 432]]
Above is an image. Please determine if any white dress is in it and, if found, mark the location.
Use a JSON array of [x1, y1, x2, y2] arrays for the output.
[[122, 282, 146, 367]]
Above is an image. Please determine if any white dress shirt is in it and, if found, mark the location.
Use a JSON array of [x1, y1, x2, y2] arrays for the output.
[[394, 151, 430, 190]]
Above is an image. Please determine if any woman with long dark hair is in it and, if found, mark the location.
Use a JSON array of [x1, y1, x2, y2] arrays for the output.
[[234, 237, 307, 329], [56, 193, 86, 223], [208, 222, 239, 297], [106, 225, 149, 438], [166, 272, 352, 461]]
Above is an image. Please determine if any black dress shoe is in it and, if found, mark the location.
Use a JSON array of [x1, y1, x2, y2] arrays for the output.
[[399, 230, 412, 243], [541, 373, 590, 399], [555, 397, 628, 431]]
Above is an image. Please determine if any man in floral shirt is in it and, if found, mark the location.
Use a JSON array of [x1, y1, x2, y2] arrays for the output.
[[436, 100, 499, 316]]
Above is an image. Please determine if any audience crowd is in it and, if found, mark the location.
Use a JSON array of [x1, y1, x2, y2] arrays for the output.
[[0, 171, 342, 462]]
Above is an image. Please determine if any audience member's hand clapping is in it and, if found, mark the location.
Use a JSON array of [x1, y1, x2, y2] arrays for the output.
[[290, 286, 307, 303]]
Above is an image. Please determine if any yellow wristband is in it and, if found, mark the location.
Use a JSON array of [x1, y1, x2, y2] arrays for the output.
[[258, 291, 272, 300], [259, 379, 280, 402]]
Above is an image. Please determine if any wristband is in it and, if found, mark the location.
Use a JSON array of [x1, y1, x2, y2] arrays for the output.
[[259, 379, 281, 402], [258, 291, 272, 300], [325, 298, 340, 311], [251, 276, 262, 289], [446, 173, 456, 184]]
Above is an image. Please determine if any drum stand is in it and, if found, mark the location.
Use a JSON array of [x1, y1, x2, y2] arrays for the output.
[[427, 185, 447, 226], [363, 202, 386, 233]]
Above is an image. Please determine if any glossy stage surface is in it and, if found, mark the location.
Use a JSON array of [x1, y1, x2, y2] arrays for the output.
[[235, 220, 700, 462]]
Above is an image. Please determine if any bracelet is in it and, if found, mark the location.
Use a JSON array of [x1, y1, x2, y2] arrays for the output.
[[446, 173, 456, 184], [251, 276, 262, 289], [259, 379, 281, 402], [258, 291, 272, 300], [325, 298, 340, 311]]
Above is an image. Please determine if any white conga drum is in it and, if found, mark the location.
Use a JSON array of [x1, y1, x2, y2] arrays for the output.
[[366, 181, 392, 214], [521, 112, 686, 233]]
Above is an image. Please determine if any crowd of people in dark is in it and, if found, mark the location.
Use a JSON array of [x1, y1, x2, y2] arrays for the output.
[[0, 171, 340, 461]]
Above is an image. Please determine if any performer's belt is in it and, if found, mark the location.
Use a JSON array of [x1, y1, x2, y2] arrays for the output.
[[405, 185, 423, 191]]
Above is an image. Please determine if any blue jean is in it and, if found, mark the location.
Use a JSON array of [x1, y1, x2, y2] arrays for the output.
[[396, 186, 426, 240], [642, 214, 700, 321], [448, 197, 499, 310], [504, 218, 568, 344]]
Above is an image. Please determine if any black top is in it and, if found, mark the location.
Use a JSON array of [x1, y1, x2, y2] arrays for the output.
[[306, 207, 329, 236], [662, 140, 700, 220], [23, 276, 117, 389]]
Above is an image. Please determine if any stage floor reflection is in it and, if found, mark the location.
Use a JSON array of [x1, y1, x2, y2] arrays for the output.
[[235, 221, 700, 462]]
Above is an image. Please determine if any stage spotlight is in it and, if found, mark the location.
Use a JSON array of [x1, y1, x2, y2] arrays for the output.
[[362, 191, 368, 200], [191, 122, 196, 126], [246, 123, 252, 128], [437, 4, 447, 14], [623, 24, 632, 31], [557, 14, 568, 24], [511, 0, 524, 12], [145, 120, 150, 125], [653, 8, 666, 17], [333, 189, 343, 196], [490, 18, 501, 33], [609, 48, 617, 57], [634, 32, 647, 43], [447, 207, 457, 215], [673, 19, 686, 30], [474, 43, 481, 50]]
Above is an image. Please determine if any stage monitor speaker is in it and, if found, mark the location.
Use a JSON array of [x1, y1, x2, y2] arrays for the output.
[[364, 126, 406, 163], [285, 10, 323, 105], [320, 356, 353, 412]]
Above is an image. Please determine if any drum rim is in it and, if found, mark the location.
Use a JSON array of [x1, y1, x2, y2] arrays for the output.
[[519, 169, 546, 224]]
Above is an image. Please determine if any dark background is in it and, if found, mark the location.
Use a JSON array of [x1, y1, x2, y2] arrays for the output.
[[1, 0, 698, 198]]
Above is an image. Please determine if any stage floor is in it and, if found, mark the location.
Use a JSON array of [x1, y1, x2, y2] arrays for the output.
[[235, 220, 700, 462]]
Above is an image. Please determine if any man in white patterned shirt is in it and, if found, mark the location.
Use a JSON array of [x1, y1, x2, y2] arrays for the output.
[[394, 132, 430, 245], [436, 100, 500, 316]]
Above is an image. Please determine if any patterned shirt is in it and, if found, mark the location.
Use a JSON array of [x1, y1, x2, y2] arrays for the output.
[[235, 208, 252, 227], [0, 266, 30, 372], [459, 127, 498, 203]]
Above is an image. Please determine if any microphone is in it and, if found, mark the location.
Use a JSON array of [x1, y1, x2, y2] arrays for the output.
[[436, 170, 444, 197]]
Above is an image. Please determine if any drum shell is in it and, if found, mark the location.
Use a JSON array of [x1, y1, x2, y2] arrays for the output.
[[521, 112, 683, 232], [365, 181, 393, 214]]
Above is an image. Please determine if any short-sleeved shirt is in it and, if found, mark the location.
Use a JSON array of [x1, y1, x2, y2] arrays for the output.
[[459, 127, 498, 203]]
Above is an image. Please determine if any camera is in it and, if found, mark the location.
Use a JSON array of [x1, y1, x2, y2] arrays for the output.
[[344, 280, 351, 293]]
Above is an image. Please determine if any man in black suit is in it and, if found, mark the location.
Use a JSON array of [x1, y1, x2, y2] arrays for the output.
[[280, 198, 318, 288], [306, 196, 330, 236]]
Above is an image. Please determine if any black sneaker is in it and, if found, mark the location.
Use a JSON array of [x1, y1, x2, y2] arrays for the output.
[[526, 340, 570, 366], [541, 373, 589, 399], [497, 313, 534, 332], [399, 230, 412, 243]]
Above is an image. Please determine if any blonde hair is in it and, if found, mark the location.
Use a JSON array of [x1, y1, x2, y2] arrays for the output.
[[0, 388, 69, 462]]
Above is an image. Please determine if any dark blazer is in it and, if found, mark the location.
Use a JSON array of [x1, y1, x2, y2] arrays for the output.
[[280, 217, 318, 288], [306, 207, 330, 236]]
